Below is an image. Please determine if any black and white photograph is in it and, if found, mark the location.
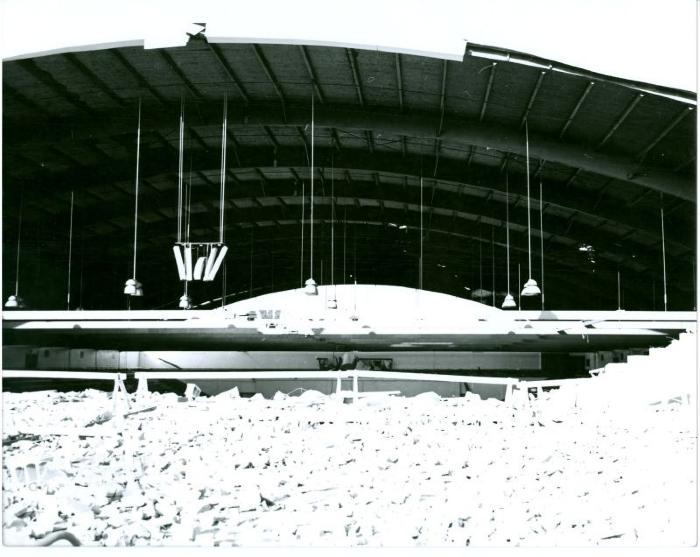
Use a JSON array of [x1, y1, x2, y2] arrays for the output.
[[1, 0, 697, 550]]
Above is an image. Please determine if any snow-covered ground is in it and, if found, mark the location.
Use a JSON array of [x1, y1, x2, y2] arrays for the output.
[[2, 382, 696, 547]]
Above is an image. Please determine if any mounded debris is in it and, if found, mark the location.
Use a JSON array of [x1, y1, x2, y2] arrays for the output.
[[2, 339, 697, 548]]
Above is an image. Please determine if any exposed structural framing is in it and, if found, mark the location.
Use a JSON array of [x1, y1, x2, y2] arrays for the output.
[[3, 40, 695, 311]]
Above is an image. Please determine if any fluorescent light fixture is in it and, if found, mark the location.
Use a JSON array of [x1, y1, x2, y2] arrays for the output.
[[204, 245, 228, 281], [173, 245, 186, 280], [204, 246, 219, 279]]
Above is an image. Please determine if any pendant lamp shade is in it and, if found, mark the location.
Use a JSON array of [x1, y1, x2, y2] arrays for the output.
[[501, 293, 516, 309], [327, 298, 337, 309], [179, 294, 192, 309], [5, 295, 18, 308], [305, 277, 318, 295], [124, 278, 137, 295], [521, 278, 541, 297]]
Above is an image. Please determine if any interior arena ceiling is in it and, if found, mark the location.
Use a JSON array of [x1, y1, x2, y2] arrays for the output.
[[2, 31, 696, 311]]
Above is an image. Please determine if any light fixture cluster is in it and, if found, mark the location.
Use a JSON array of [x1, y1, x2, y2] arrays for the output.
[[4, 295, 25, 309], [123, 278, 144, 297]]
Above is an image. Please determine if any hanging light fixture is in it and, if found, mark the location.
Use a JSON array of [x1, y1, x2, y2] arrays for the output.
[[6, 194, 26, 309], [501, 172, 516, 309], [521, 120, 541, 297], [328, 152, 337, 309], [305, 91, 318, 295], [125, 99, 144, 300], [179, 294, 192, 309]]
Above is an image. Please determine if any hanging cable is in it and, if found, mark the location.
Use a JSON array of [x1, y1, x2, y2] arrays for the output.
[[419, 176, 424, 290], [300, 181, 305, 288], [501, 172, 516, 309], [310, 92, 315, 280], [221, 263, 227, 308], [521, 119, 540, 297], [506, 173, 511, 294], [343, 207, 347, 284], [249, 229, 254, 299], [67, 191, 74, 310], [219, 95, 228, 244], [491, 227, 495, 307], [661, 193, 667, 311], [132, 99, 142, 281], [178, 97, 184, 243], [539, 175, 545, 310], [617, 268, 621, 310], [331, 152, 335, 288], [14, 192, 23, 298], [525, 121, 532, 280]]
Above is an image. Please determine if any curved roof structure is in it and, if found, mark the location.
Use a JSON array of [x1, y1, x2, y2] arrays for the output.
[[2, 32, 696, 311]]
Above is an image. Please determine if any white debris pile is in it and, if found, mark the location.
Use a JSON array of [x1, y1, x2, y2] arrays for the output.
[[2, 385, 696, 547]]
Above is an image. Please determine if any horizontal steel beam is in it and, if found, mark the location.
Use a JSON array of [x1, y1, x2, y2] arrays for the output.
[[5, 102, 693, 201]]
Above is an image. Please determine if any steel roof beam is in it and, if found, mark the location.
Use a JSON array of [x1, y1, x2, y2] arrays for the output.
[[330, 128, 343, 151], [479, 62, 496, 122], [160, 50, 203, 99], [263, 126, 279, 149], [14, 144, 691, 249], [520, 70, 547, 128], [111, 50, 168, 105], [252, 45, 287, 118], [298, 45, 324, 104], [365, 131, 374, 154], [345, 49, 365, 107], [636, 106, 695, 161], [17, 59, 96, 114], [65, 181, 679, 272], [206, 43, 250, 103], [559, 81, 595, 139], [438, 60, 448, 134], [3, 83, 52, 116], [10, 103, 691, 199], [64, 53, 126, 107], [597, 92, 644, 148], [395, 54, 404, 111]]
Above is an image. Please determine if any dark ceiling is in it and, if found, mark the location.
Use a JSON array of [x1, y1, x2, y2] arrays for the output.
[[2, 32, 696, 311]]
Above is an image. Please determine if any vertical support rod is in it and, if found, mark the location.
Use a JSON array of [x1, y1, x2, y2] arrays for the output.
[[132, 99, 142, 281], [660, 195, 668, 311], [177, 98, 184, 243], [300, 182, 305, 288], [525, 120, 533, 281], [310, 92, 315, 280], [419, 176, 424, 290], [67, 191, 74, 310], [539, 176, 544, 309], [617, 270, 621, 310], [505, 173, 511, 295], [219, 95, 228, 244], [491, 227, 495, 307], [14, 193, 23, 297]]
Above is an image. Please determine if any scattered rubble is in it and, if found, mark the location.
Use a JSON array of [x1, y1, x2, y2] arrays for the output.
[[2, 378, 696, 547]]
